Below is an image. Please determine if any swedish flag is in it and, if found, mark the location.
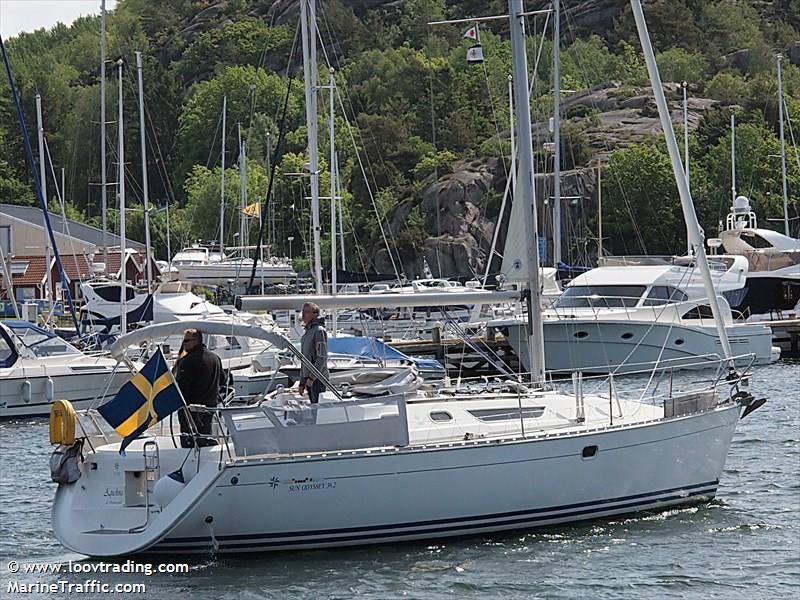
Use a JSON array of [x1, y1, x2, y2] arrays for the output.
[[98, 349, 184, 453]]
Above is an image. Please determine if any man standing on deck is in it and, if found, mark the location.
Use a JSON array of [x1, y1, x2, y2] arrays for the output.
[[175, 328, 225, 446], [299, 302, 330, 403]]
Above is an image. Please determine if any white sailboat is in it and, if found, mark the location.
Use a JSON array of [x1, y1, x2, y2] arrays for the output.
[[49, 0, 764, 557]]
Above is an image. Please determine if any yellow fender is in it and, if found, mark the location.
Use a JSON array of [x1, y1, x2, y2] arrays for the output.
[[50, 399, 76, 446]]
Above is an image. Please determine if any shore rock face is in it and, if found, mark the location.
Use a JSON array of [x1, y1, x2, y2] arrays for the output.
[[374, 82, 719, 278]]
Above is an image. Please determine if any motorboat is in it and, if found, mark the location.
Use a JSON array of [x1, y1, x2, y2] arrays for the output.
[[493, 256, 779, 374], [278, 336, 445, 384], [171, 245, 297, 286], [708, 195, 800, 319], [79, 279, 225, 333], [0, 321, 132, 418], [49, 320, 763, 556]]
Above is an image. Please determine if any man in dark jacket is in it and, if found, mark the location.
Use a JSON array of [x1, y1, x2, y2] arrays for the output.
[[175, 328, 225, 445], [299, 302, 330, 404]]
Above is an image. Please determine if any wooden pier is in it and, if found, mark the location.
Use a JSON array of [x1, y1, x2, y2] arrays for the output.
[[392, 328, 520, 376], [763, 319, 800, 358]]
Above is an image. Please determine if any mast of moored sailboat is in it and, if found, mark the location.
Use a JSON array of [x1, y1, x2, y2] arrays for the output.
[[777, 53, 790, 237], [300, 0, 322, 293], [117, 59, 127, 335], [35, 94, 54, 319], [135, 51, 153, 292], [100, 0, 108, 272]]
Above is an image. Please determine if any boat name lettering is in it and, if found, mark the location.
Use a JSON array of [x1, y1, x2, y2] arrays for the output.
[[288, 481, 336, 492], [104, 487, 124, 504]]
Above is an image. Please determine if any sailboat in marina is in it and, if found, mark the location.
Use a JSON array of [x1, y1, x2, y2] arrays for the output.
[[49, 0, 764, 557]]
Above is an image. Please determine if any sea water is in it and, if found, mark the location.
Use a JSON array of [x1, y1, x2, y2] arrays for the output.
[[0, 361, 797, 599]]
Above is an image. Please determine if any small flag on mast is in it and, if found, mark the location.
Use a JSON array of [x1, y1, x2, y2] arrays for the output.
[[242, 202, 260, 218], [463, 25, 479, 40]]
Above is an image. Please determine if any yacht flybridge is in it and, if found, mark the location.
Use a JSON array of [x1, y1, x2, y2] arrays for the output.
[[494, 256, 779, 374], [48, 0, 765, 558]]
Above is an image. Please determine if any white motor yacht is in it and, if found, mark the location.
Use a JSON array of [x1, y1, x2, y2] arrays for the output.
[[172, 245, 297, 286], [79, 279, 225, 333], [708, 195, 800, 319], [493, 256, 779, 374], [0, 321, 132, 418]]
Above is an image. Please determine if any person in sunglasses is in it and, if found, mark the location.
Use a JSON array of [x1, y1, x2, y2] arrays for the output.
[[175, 328, 225, 446]]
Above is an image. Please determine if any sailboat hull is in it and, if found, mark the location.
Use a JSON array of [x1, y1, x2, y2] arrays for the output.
[[52, 403, 741, 556]]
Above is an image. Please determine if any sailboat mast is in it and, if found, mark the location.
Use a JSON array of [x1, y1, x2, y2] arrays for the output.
[[35, 94, 53, 316], [135, 51, 153, 291], [238, 123, 247, 258], [100, 0, 108, 271], [301, 0, 322, 293], [731, 114, 736, 204], [220, 96, 226, 257], [329, 68, 338, 334], [552, 0, 561, 268], [777, 54, 790, 236], [117, 59, 127, 335], [682, 81, 691, 256], [630, 0, 732, 360], [509, 0, 545, 385], [597, 165, 602, 260]]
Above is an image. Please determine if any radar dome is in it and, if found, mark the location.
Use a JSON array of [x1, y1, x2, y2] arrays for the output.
[[733, 195, 751, 213]]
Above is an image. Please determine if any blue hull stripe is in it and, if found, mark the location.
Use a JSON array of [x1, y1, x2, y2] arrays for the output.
[[156, 480, 718, 551]]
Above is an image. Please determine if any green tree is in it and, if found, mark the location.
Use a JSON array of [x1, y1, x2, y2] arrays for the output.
[[178, 21, 293, 82], [600, 142, 684, 255], [178, 65, 303, 179]]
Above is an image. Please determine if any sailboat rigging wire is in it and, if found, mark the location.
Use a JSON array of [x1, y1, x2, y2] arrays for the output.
[[43, 137, 92, 299], [316, 3, 402, 280], [1, 35, 81, 334], [783, 95, 800, 175], [440, 308, 518, 379], [247, 21, 301, 291], [333, 85, 402, 280]]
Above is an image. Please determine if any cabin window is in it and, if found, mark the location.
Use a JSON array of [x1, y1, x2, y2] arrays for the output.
[[740, 232, 773, 249], [429, 411, 453, 423], [555, 286, 646, 309], [621, 332, 634, 340], [642, 286, 688, 306], [574, 331, 589, 339], [0, 331, 17, 367], [681, 305, 714, 320], [468, 407, 545, 422], [95, 285, 135, 302]]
